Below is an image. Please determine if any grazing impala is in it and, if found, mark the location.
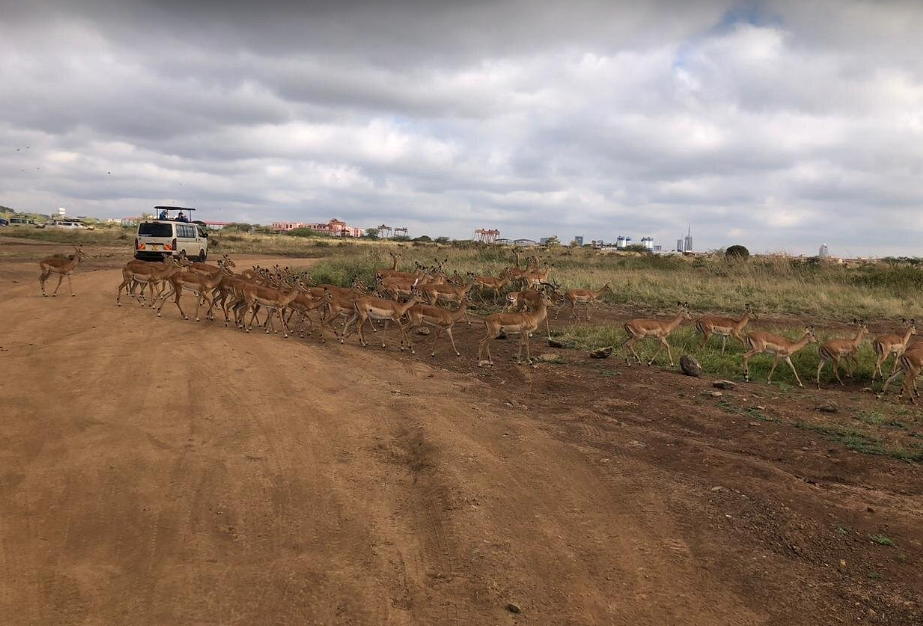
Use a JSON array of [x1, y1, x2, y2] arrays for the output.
[[478, 294, 551, 366], [403, 297, 472, 357], [872, 319, 916, 380], [695, 304, 755, 354], [39, 246, 87, 297], [742, 327, 817, 387], [621, 302, 692, 366], [816, 320, 869, 388], [555, 282, 612, 321]]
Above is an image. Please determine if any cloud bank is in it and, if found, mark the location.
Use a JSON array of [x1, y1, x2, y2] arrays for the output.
[[2, 0, 923, 255]]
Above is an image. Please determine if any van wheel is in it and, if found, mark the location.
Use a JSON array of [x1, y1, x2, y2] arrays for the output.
[[198, 250, 206, 262]]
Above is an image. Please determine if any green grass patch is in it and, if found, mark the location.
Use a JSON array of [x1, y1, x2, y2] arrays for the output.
[[795, 421, 889, 456], [869, 534, 897, 547]]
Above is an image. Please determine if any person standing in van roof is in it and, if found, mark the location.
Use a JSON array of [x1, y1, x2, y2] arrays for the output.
[[159, 208, 169, 219], [176, 212, 188, 222]]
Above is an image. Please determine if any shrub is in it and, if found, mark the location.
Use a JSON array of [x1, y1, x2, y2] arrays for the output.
[[726, 245, 750, 260], [288, 228, 325, 238]]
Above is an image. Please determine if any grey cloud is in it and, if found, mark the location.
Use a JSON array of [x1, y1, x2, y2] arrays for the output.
[[2, 1, 923, 255]]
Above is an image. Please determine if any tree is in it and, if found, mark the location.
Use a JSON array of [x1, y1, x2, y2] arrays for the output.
[[725, 245, 750, 261], [543, 235, 561, 247], [434, 236, 451, 244], [365, 227, 380, 239], [412, 235, 433, 242]]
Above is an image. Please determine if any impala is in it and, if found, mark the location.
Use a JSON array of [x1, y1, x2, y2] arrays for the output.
[[39, 246, 87, 297], [467, 271, 511, 304], [695, 304, 754, 354], [742, 327, 817, 387], [235, 279, 305, 337], [403, 297, 472, 356], [478, 294, 551, 366], [156, 266, 227, 321], [816, 320, 869, 388], [340, 294, 421, 350], [120, 254, 175, 304], [418, 279, 475, 318], [880, 342, 923, 403], [505, 285, 557, 339], [116, 256, 182, 307], [555, 282, 612, 321], [621, 302, 692, 366], [872, 319, 916, 380]]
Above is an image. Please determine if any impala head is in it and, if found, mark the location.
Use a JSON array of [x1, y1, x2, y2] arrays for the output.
[[221, 254, 236, 268], [72, 245, 87, 259], [805, 325, 818, 343], [601, 282, 612, 293], [677, 301, 693, 319]]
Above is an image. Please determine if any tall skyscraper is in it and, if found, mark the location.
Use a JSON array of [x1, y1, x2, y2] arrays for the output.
[[677, 238, 684, 252], [819, 243, 829, 258], [684, 225, 693, 252]]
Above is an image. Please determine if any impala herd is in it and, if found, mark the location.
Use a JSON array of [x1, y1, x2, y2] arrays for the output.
[[36, 246, 923, 402]]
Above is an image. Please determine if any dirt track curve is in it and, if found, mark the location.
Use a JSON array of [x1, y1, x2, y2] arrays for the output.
[[1, 240, 921, 625]]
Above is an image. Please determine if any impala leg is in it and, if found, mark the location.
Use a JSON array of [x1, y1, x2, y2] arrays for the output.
[[742, 350, 757, 381], [832, 356, 844, 385], [767, 355, 780, 384], [172, 289, 188, 320], [116, 278, 130, 306], [664, 338, 674, 366], [699, 330, 711, 349], [816, 357, 826, 388], [524, 333, 533, 364], [67, 273, 75, 296], [39, 269, 50, 296], [52, 273, 65, 296], [193, 293, 203, 322], [446, 327, 460, 357], [721, 335, 728, 355], [881, 365, 904, 396], [279, 308, 291, 339], [785, 356, 804, 388]]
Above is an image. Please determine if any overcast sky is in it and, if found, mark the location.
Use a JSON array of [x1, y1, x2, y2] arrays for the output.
[[2, 0, 922, 255]]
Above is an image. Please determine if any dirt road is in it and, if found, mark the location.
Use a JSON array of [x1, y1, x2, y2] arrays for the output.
[[1, 240, 920, 625]]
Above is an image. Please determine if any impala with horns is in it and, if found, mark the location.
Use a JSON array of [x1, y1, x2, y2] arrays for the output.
[[340, 293, 422, 350]]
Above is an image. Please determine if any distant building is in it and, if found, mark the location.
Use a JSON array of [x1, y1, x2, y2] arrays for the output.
[[573, 236, 584, 246], [272, 218, 363, 237], [514, 238, 539, 247], [57, 207, 66, 216], [819, 243, 830, 258], [641, 237, 654, 250], [684, 225, 693, 252], [272, 221, 307, 232], [677, 238, 685, 253], [540, 237, 551, 245]]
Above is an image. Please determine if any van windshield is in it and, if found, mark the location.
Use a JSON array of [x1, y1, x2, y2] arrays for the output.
[[138, 223, 173, 237]]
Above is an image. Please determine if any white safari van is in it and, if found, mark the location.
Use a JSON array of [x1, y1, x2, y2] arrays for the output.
[[134, 206, 209, 261]]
